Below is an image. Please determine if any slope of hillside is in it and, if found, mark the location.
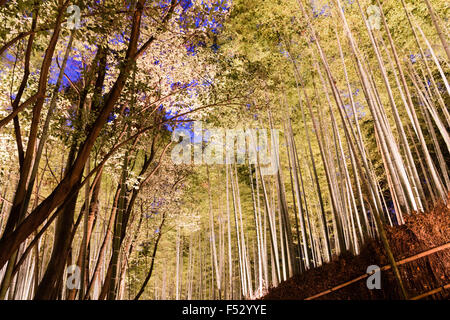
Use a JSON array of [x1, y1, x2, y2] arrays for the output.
[[262, 196, 450, 300]]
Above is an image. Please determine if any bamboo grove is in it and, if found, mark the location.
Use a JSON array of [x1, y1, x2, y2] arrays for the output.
[[0, 0, 448, 300]]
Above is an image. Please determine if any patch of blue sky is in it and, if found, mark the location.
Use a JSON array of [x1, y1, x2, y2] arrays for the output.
[[5, 52, 15, 62], [48, 55, 83, 89], [64, 109, 77, 129], [341, 88, 360, 98], [157, 0, 171, 9], [210, 43, 220, 53], [342, 101, 366, 120], [165, 74, 174, 85], [107, 112, 117, 123], [180, 0, 194, 11], [201, 79, 213, 87], [340, 0, 355, 11], [66, 119, 74, 129], [0, 52, 15, 76], [312, 2, 331, 18]]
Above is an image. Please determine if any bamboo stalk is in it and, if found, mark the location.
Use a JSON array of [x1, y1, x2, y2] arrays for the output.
[[305, 242, 450, 300]]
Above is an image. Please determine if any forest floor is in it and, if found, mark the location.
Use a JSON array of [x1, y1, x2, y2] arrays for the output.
[[262, 195, 450, 300]]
